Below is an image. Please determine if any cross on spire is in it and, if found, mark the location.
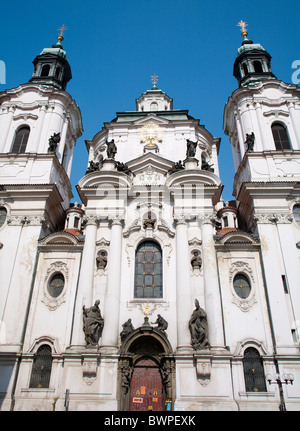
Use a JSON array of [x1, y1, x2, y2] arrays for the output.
[[150, 74, 159, 89], [57, 24, 68, 42], [237, 20, 248, 39]]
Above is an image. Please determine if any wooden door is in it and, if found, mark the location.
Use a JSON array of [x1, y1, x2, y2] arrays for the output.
[[129, 357, 164, 411]]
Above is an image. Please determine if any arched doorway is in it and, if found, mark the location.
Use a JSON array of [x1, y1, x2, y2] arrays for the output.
[[118, 326, 175, 411], [129, 357, 163, 411]]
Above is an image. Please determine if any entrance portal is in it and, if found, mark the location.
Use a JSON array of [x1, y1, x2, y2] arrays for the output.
[[129, 357, 163, 411]]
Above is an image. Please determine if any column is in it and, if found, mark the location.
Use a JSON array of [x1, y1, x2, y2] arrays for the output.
[[31, 104, 47, 153], [175, 216, 193, 351], [235, 112, 246, 159], [71, 215, 97, 346], [0, 105, 15, 152], [101, 217, 123, 350], [57, 113, 70, 162], [287, 101, 300, 149], [254, 101, 269, 151], [201, 215, 225, 349]]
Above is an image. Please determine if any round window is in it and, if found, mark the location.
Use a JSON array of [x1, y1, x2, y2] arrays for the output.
[[293, 204, 300, 226], [0, 207, 7, 228], [233, 273, 251, 299], [48, 273, 65, 298]]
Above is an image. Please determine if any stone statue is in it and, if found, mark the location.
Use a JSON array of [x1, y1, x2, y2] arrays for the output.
[[245, 132, 255, 152], [186, 139, 197, 158], [96, 250, 107, 270], [86, 155, 103, 174], [189, 299, 209, 350], [120, 318, 135, 341], [82, 300, 104, 346], [106, 139, 117, 159], [201, 159, 214, 172], [48, 132, 61, 153], [191, 251, 202, 269], [152, 314, 168, 334]]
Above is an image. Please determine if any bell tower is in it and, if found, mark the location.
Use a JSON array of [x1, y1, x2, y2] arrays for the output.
[[223, 22, 300, 358]]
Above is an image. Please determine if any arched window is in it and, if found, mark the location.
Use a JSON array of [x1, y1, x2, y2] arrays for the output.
[[29, 344, 53, 388], [233, 273, 251, 299], [150, 102, 158, 111], [11, 126, 30, 153], [55, 66, 62, 79], [41, 64, 51, 77], [0, 207, 7, 228], [243, 347, 266, 392], [293, 204, 300, 226], [271, 123, 291, 150], [253, 61, 263, 73], [134, 241, 162, 298], [242, 63, 248, 76]]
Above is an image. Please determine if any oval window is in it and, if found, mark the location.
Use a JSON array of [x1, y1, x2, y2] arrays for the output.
[[48, 272, 65, 298], [293, 204, 300, 226], [0, 207, 7, 228], [233, 273, 251, 299]]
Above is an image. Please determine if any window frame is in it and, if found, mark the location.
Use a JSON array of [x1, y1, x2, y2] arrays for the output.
[[134, 240, 163, 299], [11, 125, 30, 153], [29, 344, 53, 389], [243, 347, 267, 393], [271, 122, 291, 150]]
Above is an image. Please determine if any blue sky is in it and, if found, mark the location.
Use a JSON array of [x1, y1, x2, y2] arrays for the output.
[[1, 0, 299, 202]]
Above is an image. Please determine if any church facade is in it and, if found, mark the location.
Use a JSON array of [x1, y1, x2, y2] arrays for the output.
[[0, 26, 299, 411]]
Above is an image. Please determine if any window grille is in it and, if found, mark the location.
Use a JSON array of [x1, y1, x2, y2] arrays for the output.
[[134, 241, 162, 298], [271, 123, 291, 150], [11, 126, 30, 153], [29, 344, 53, 388], [233, 273, 251, 299], [243, 347, 266, 392]]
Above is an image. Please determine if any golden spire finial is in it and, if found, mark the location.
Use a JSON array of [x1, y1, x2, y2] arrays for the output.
[[237, 20, 248, 39], [57, 24, 68, 43]]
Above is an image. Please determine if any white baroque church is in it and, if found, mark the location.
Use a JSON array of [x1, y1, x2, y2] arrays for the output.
[[0, 25, 299, 412]]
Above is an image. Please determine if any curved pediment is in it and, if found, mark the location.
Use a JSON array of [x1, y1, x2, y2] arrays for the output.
[[166, 169, 222, 187], [78, 169, 132, 188], [215, 229, 259, 246], [40, 231, 83, 246]]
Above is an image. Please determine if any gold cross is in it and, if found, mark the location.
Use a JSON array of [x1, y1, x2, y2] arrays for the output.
[[237, 20, 248, 38]]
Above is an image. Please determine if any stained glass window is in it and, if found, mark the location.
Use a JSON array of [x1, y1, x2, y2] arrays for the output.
[[134, 241, 162, 298]]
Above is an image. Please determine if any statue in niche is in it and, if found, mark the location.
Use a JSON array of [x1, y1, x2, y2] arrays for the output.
[[120, 318, 135, 342], [82, 300, 104, 346], [245, 132, 255, 152], [189, 299, 209, 350], [96, 250, 107, 270], [186, 139, 197, 158], [106, 139, 117, 159], [47, 132, 61, 153], [151, 314, 168, 334], [191, 251, 202, 270]]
